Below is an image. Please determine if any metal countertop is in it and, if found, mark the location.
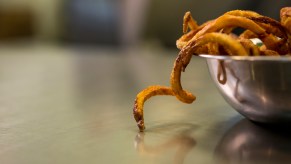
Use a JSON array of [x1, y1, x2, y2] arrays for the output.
[[0, 45, 290, 164]]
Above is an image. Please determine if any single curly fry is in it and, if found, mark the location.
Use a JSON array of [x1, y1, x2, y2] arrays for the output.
[[239, 30, 258, 39], [170, 54, 196, 104], [183, 11, 199, 33], [225, 10, 261, 18], [133, 86, 174, 131], [194, 33, 248, 55]]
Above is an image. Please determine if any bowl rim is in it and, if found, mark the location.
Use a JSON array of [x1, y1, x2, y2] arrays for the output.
[[199, 54, 291, 61]]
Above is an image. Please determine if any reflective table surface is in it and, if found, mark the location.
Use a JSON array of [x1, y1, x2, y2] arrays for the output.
[[0, 44, 290, 164]]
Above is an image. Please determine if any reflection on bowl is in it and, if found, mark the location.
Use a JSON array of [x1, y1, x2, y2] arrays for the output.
[[201, 55, 291, 124], [214, 119, 291, 164]]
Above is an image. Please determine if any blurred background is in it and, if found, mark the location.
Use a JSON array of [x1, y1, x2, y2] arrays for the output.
[[0, 0, 289, 48], [0, 1, 291, 163]]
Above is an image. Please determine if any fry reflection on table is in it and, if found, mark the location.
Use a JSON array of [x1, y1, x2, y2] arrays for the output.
[[134, 123, 197, 164], [214, 119, 291, 164]]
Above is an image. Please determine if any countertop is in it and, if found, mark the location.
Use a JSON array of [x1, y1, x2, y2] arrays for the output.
[[0, 44, 290, 164]]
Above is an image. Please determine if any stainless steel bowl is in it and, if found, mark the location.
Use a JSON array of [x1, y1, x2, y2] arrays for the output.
[[200, 54, 291, 124]]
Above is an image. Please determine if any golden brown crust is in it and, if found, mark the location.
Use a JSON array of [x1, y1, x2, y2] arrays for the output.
[[239, 30, 258, 39], [194, 33, 248, 55], [177, 20, 213, 49], [170, 54, 196, 104], [133, 86, 174, 131], [249, 16, 287, 38], [225, 10, 261, 18], [280, 7, 291, 35], [183, 11, 199, 33], [260, 49, 280, 56], [280, 7, 291, 20], [280, 7, 291, 53], [238, 38, 260, 56]]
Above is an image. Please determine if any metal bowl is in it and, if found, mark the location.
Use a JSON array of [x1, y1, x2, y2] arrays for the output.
[[200, 54, 291, 124]]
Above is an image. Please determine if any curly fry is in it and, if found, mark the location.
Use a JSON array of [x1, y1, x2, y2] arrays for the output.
[[239, 30, 258, 39], [248, 16, 289, 54], [280, 7, 291, 34], [170, 54, 196, 104], [180, 32, 247, 69], [259, 44, 267, 51], [207, 43, 220, 55], [224, 9, 287, 40], [171, 33, 246, 104], [190, 14, 283, 53], [225, 10, 261, 18], [249, 16, 287, 39], [238, 38, 260, 56], [193, 44, 210, 54], [177, 20, 213, 49], [133, 86, 174, 131], [177, 30, 200, 50], [280, 7, 291, 53], [183, 11, 199, 33], [194, 33, 248, 55], [191, 15, 267, 42], [260, 49, 280, 56]]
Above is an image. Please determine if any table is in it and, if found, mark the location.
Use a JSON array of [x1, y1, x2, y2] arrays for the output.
[[0, 44, 290, 164]]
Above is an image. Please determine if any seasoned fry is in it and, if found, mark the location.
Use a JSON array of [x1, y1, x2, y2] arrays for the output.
[[260, 49, 280, 56], [225, 10, 261, 18], [238, 38, 260, 56], [170, 54, 196, 104], [249, 16, 287, 39], [239, 30, 258, 39], [177, 33, 248, 72], [177, 29, 199, 50], [280, 7, 291, 34], [177, 20, 213, 49], [280, 7, 291, 53], [133, 86, 174, 131], [191, 15, 267, 41], [207, 43, 220, 55], [183, 11, 199, 33], [249, 16, 289, 54], [194, 33, 248, 55], [133, 8, 291, 131]]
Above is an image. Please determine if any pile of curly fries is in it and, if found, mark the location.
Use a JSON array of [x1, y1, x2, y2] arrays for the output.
[[133, 7, 291, 131]]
